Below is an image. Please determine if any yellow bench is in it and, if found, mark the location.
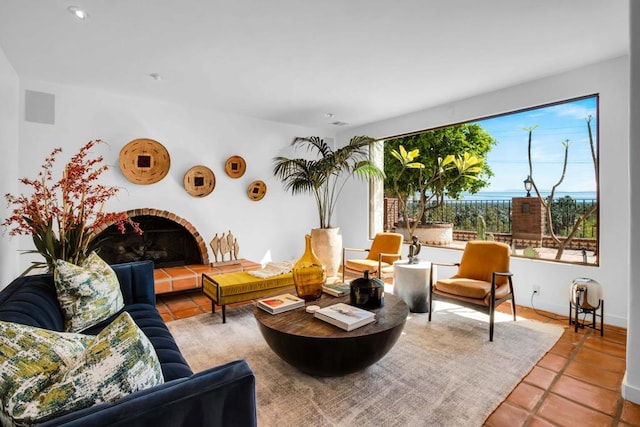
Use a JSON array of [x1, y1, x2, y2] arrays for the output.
[[202, 272, 295, 323]]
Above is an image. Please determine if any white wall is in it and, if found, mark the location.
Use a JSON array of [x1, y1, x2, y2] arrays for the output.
[[337, 56, 630, 328], [0, 47, 19, 284], [1, 78, 332, 283], [623, 0, 640, 404]]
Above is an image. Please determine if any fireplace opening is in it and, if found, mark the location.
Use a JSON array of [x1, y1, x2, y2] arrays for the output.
[[94, 215, 202, 268]]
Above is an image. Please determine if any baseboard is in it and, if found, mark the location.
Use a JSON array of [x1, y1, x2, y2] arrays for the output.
[[525, 300, 628, 329], [622, 373, 640, 404]]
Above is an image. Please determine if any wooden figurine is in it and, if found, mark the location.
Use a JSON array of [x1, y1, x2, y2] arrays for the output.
[[219, 232, 230, 261], [233, 238, 240, 260], [210, 230, 241, 266], [209, 233, 220, 263]]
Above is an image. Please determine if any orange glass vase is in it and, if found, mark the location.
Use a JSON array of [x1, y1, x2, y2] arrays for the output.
[[292, 234, 326, 301]]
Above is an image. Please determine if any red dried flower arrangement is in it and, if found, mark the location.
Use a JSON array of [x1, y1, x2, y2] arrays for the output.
[[3, 140, 141, 274]]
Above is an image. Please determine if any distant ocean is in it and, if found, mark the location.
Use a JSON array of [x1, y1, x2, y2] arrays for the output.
[[451, 190, 597, 201]]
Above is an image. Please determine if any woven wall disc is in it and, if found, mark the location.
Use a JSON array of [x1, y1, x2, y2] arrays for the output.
[[225, 155, 246, 178], [119, 138, 170, 185], [183, 165, 216, 197], [247, 180, 267, 201]]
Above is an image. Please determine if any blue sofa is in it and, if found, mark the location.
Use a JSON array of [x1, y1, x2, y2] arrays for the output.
[[0, 260, 257, 426]]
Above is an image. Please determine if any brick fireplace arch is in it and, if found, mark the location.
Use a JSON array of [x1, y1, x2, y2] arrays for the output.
[[92, 208, 209, 266]]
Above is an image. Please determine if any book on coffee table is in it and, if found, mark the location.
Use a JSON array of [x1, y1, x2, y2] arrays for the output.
[[322, 283, 350, 297], [314, 303, 375, 331], [257, 294, 305, 315]]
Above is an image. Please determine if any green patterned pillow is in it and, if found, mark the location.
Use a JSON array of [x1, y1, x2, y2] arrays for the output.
[[54, 252, 124, 332], [0, 322, 93, 425], [7, 312, 164, 425]]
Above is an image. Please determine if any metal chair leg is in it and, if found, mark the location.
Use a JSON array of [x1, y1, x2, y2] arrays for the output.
[[489, 310, 495, 342], [600, 301, 604, 336]]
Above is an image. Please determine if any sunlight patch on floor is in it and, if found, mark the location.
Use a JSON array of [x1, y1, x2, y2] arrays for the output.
[[432, 300, 522, 323]]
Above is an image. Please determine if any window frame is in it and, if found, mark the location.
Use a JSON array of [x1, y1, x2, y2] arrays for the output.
[[369, 94, 600, 266]]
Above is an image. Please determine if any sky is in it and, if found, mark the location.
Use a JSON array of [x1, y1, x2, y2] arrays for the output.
[[472, 96, 598, 193]]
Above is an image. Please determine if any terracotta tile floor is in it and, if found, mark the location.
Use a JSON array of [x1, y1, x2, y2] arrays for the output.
[[157, 290, 640, 426], [485, 305, 640, 427], [156, 291, 214, 322]]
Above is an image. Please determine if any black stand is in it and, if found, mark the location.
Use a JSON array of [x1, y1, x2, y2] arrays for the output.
[[569, 294, 603, 336]]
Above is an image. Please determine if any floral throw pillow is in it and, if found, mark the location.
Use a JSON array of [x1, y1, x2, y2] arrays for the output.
[[0, 322, 93, 426], [54, 252, 124, 332], [7, 312, 164, 425]]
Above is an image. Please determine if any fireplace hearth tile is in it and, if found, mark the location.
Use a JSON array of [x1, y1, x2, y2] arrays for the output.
[[166, 267, 199, 291], [186, 265, 219, 275], [152, 260, 263, 295], [154, 269, 172, 293]]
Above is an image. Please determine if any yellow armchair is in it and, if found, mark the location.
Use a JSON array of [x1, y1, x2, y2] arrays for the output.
[[428, 240, 516, 341], [342, 232, 403, 280]]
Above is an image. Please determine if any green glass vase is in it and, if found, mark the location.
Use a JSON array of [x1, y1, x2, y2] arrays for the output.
[[292, 234, 326, 301]]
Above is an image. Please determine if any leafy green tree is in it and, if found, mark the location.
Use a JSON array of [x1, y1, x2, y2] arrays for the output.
[[386, 146, 484, 241], [384, 124, 496, 226]]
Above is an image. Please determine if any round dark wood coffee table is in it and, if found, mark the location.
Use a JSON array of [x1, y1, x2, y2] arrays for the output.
[[254, 293, 409, 376]]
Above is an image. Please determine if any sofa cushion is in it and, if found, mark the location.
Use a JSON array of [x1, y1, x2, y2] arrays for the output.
[[83, 304, 193, 381], [54, 252, 124, 332], [0, 321, 93, 425], [8, 312, 164, 425]]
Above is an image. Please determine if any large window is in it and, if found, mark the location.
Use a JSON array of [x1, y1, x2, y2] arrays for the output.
[[375, 95, 599, 265]]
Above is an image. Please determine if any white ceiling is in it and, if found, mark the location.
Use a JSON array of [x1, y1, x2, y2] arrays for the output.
[[0, 0, 629, 131]]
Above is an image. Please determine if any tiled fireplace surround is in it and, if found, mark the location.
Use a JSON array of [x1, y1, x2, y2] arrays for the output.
[[93, 208, 260, 294]]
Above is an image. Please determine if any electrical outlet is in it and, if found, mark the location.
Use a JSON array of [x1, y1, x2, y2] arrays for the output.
[[532, 284, 540, 295]]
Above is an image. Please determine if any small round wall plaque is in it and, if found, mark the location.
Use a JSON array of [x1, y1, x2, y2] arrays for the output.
[[119, 138, 170, 185], [183, 165, 216, 197], [225, 155, 246, 178], [247, 180, 267, 201]]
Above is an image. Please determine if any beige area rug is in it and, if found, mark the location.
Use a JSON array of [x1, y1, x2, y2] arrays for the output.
[[167, 301, 562, 427]]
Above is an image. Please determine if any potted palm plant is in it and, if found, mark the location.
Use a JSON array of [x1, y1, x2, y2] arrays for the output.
[[273, 136, 384, 277], [387, 145, 484, 244]]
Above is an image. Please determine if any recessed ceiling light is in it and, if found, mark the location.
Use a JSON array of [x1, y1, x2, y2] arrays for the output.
[[331, 121, 348, 126], [68, 6, 89, 20], [148, 73, 162, 81]]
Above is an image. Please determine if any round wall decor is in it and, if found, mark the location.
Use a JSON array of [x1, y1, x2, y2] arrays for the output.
[[119, 138, 170, 185], [247, 180, 267, 201], [225, 155, 246, 178], [183, 165, 216, 197]]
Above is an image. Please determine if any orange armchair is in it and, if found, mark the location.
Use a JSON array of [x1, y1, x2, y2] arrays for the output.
[[342, 232, 403, 280], [428, 240, 516, 341]]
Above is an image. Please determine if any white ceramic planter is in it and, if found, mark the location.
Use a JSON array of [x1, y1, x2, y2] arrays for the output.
[[310, 227, 342, 278], [396, 223, 453, 246]]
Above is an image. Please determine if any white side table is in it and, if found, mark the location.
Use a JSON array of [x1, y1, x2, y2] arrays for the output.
[[393, 260, 431, 313]]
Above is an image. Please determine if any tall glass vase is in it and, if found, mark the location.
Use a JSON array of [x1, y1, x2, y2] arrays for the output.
[[292, 234, 326, 301]]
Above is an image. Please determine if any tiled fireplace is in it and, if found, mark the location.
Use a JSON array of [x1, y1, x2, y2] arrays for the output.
[[92, 208, 210, 267], [92, 209, 213, 294], [92, 209, 259, 294]]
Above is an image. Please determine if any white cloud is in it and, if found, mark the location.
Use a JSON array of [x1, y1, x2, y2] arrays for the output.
[[547, 103, 596, 121]]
